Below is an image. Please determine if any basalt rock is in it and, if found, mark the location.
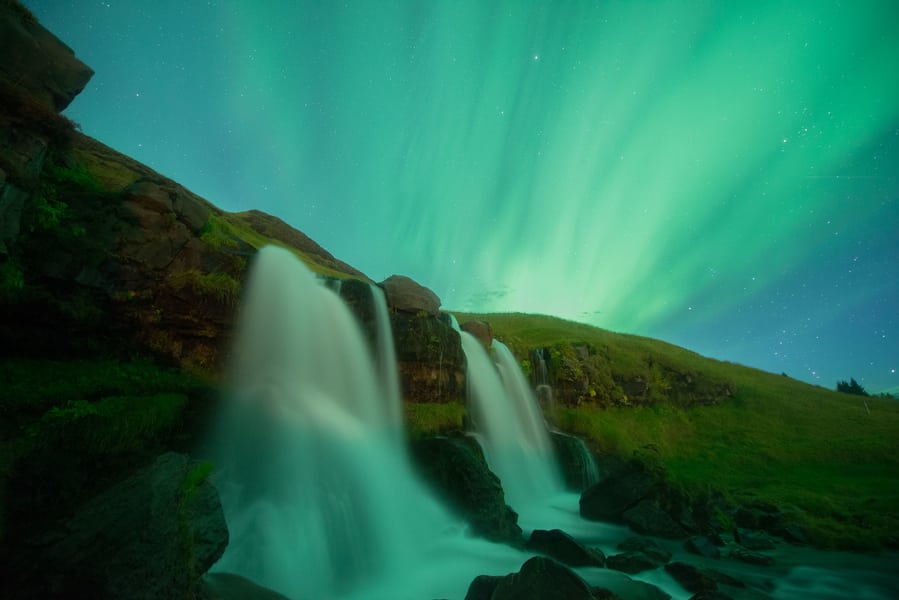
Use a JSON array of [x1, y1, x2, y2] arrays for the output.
[[490, 556, 597, 600]]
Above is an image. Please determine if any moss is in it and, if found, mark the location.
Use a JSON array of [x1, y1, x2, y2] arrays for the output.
[[166, 269, 240, 306]]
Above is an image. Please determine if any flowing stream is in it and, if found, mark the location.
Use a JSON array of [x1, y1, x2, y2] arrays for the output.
[[207, 246, 897, 600]]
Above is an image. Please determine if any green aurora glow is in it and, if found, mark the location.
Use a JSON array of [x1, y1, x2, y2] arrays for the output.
[[25, 0, 899, 390]]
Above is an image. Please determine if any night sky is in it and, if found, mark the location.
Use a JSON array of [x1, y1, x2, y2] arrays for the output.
[[24, 1, 899, 393]]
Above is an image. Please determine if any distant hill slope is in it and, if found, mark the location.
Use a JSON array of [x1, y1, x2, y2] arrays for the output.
[[453, 311, 899, 549]]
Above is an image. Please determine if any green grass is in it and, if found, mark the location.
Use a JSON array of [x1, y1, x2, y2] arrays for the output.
[[454, 311, 899, 549], [404, 401, 467, 439]]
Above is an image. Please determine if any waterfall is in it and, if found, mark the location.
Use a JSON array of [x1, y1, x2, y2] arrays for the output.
[[208, 246, 453, 599], [370, 282, 401, 419], [460, 332, 564, 510]]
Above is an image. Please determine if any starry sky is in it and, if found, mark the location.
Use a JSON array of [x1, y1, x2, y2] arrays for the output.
[[24, 1, 899, 393]]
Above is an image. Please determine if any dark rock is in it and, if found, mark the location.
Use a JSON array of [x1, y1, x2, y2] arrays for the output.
[[734, 528, 776, 551], [380, 273, 441, 315], [464, 575, 503, 600], [491, 556, 597, 600], [606, 551, 660, 574], [551, 431, 600, 492], [8, 452, 228, 599], [580, 464, 657, 520], [685, 536, 721, 559], [526, 528, 606, 567], [0, 3, 94, 111], [779, 524, 809, 545], [200, 572, 291, 600], [727, 548, 775, 567], [622, 499, 687, 539], [617, 536, 672, 564], [689, 592, 734, 600], [664, 562, 745, 594], [461, 320, 493, 349], [390, 310, 465, 403], [0, 172, 27, 254], [410, 436, 522, 545]]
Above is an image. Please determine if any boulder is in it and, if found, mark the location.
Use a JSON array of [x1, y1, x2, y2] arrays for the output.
[[411, 436, 522, 545], [0, 3, 94, 111], [379, 274, 441, 315], [622, 499, 687, 539], [616, 536, 672, 564], [526, 529, 606, 567], [734, 528, 776, 551], [464, 575, 503, 600], [685, 536, 721, 559], [664, 562, 745, 595], [7, 452, 228, 599], [727, 548, 775, 567], [460, 320, 493, 349], [605, 551, 660, 574], [491, 556, 597, 600], [580, 464, 657, 521]]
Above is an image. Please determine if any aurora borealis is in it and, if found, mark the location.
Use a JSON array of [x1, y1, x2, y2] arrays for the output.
[[25, 1, 898, 392]]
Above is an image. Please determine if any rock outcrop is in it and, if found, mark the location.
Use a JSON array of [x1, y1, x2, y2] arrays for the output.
[[5, 452, 228, 599], [0, 2, 94, 111], [466, 556, 598, 600], [525, 528, 606, 567], [411, 436, 522, 545], [460, 319, 493, 349], [380, 274, 441, 315]]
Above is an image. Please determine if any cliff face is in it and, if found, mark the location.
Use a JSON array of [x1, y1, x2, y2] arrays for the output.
[[0, 2, 462, 405]]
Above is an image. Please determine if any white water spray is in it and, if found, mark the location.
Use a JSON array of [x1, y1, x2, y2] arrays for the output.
[[209, 247, 454, 598], [460, 332, 564, 511]]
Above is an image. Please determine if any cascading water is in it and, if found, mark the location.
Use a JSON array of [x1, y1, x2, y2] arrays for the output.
[[460, 332, 564, 511], [208, 246, 456, 599]]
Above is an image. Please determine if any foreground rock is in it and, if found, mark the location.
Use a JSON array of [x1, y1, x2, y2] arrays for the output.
[[380, 274, 441, 315], [526, 528, 606, 567], [6, 452, 228, 599], [664, 561, 745, 595], [465, 556, 598, 600], [411, 436, 522, 545]]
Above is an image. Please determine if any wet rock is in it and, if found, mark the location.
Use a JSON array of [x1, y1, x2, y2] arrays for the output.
[[464, 575, 503, 600], [617, 536, 672, 564], [734, 528, 776, 551], [526, 528, 606, 567], [200, 573, 291, 600], [727, 548, 775, 567], [390, 310, 465, 403], [491, 556, 597, 600], [580, 464, 657, 520], [551, 431, 600, 492], [606, 551, 660, 574], [411, 436, 522, 545], [622, 499, 687, 539], [380, 274, 441, 315], [685, 535, 721, 559], [664, 562, 745, 594]]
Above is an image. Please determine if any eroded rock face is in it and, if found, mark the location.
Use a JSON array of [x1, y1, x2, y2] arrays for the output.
[[6, 452, 228, 599], [0, 4, 94, 111], [390, 310, 465, 403]]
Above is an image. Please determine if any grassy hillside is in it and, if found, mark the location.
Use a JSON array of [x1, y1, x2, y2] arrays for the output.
[[453, 312, 899, 550]]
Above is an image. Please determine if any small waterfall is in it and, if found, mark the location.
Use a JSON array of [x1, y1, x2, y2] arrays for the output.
[[369, 283, 401, 416], [209, 246, 453, 599], [460, 333, 563, 509]]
